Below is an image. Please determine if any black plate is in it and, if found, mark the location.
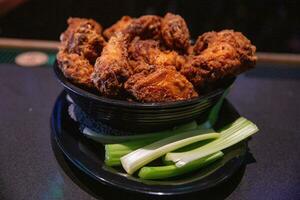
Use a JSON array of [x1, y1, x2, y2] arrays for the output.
[[51, 91, 247, 195]]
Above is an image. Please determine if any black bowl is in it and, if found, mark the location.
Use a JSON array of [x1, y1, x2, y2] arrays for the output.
[[53, 61, 235, 133]]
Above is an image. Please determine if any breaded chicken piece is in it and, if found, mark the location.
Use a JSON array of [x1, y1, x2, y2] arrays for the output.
[[103, 16, 133, 39], [61, 18, 102, 42], [60, 17, 106, 64], [57, 18, 106, 87], [123, 15, 162, 40], [125, 67, 198, 103], [92, 32, 132, 97], [128, 38, 186, 72], [92, 16, 162, 97], [57, 51, 94, 87], [104, 15, 161, 40], [161, 13, 190, 52], [181, 30, 257, 88]]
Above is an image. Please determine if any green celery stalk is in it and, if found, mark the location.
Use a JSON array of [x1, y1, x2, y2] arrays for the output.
[[105, 137, 162, 166], [138, 151, 224, 180], [165, 117, 258, 167], [104, 120, 198, 166], [120, 129, 219, 174]]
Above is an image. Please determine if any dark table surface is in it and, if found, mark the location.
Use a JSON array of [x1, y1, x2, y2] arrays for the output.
[[0, 62, 299, 200]]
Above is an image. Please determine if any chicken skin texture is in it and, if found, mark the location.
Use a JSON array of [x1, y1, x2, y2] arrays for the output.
[[60, 17, 106, 64], [60, 18, 102, 46], [57, 51, 94, 87], [128, 38, 186, 73], [123, 15, 162, 40], [92, 32, 132, 97], [57, 14, 257, 103], [92, 15, 162, 97], [57, 18, 106, 87], [125, 67, 198, 103], [181, 30, 257, 88], [103, 16, 133, 39], [161, 13, 190, 52], [104, 15, 162, 40]]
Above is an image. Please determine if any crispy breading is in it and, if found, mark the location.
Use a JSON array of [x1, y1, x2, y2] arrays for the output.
[[60, 17, 106, 64], [125, 67, 198, 102], [57, 51, 94, 87], [57, 15, 257, 102], [91, 15, 162, 97], [161, 13, 190, 52], [57, 18, 106, 87], [123, 15, 162, 40], [181, 30, 257, 88], [128, 38, 186, 72], [92, 32, 132, 97], [103, 16, 133, 39]]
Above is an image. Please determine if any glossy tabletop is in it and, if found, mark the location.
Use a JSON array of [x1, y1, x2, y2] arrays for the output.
[[0, 62, 299, 200]]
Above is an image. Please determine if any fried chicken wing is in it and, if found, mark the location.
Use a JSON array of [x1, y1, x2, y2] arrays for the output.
[[60, 17, 106, 64], [104, 15, 162, 40], [123, 15, 162, 40], [161, 13, 190, 52], [92, 32, 132, 97], [60, 18, 102, 44], [92, 15, 162, 97], [128, 38, 186, 72], [57, 18, 106, 87], [57, 14, 257, 103], [125, 67, 198, 102], [57, 51, 94, 87], [181, 30, 257, 88], [103, 16, 133, 39]]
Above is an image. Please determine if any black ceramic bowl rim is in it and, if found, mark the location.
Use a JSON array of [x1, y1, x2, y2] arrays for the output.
[[53, 61, 235, 109]]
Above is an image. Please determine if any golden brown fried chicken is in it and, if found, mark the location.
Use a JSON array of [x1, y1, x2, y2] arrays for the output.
[[57, 15, 257, 103], [60, 17, 106, 64], [92, 15, 162, 97], [128, 37, 186, 72], [92, 32, 132, 97], [125, 67, 198, 103], [57, 18, 106, 87], [181, 30, 257, 88], [123, 15, 162, 40], [103, 16, 133, 39], [57, 51, 94, 87], [61, 18, 102, 43], [104, 15, 162, 40], [161, 13, 190, 52]]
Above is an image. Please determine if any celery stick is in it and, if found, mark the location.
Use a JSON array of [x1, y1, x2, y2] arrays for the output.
[[165, 118, 248, 162], [138, 151, 224, 180], [120, 129, 219, 174], [105, 137, 161, 166], [162, 139, 214, 165], [166, 117, 258, 167], [104, 121, 199, 166]]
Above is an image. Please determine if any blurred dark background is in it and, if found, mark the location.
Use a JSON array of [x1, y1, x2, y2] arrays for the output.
[[0, 0, 299, 53]]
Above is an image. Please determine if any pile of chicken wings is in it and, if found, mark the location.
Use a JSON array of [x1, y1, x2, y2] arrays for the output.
[[57, 13, 257, 103]]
